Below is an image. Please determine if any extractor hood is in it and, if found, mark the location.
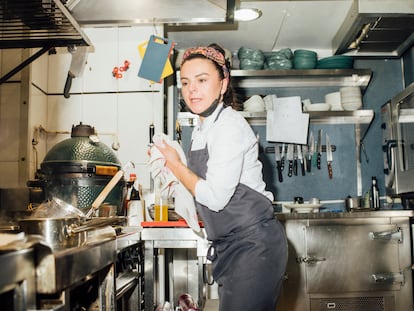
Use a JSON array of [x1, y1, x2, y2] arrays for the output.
[[65, 0, 235, 26], [333, 0, 414, 57], [0, 0, 92, 48]]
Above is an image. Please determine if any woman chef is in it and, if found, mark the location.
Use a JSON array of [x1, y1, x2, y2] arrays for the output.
[[153, 43, 288, 311]]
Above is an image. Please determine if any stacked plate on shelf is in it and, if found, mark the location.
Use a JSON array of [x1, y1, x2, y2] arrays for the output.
[[340, 86, 362, 110], [238, 47, 265, 70], [293, 49, 317, 69], [264, 48, 293, 70], [324, 91, 343, 111], [316, 55, 354, 69]]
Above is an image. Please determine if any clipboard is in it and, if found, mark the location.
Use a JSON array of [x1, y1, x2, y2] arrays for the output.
[[138, 35, 174, 83]]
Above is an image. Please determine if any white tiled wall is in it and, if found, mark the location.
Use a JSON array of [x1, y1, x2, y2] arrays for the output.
[[0, 50, 24, 188], [1, 25, 167, 189]]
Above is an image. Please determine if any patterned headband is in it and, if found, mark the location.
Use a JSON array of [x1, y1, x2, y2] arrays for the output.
[[181, 46, 229, 78]]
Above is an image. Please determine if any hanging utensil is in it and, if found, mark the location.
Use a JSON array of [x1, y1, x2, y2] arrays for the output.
[[297, 145, 306, 176], [287, 144, 294, 177], [274, 143, 283, 182], [317, 129, 323, 170], [280, 143, 286, 171], [63, 45, 89, 99], [149, 123, 155, 193], [326, 134, 333, 179], [307, 132, 314, 172], [85, 170, 124, 218], [293, 145, 298, 176]]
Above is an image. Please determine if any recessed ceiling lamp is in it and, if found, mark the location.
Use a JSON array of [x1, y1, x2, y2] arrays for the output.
[[234, 8, 262, 22]]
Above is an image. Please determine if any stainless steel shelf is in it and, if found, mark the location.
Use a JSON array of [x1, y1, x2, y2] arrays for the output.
[[231, 69, 372, 91], [238, 110, 374, 126]]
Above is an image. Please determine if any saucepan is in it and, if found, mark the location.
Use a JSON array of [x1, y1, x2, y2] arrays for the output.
[[18, 171, 125, 249]]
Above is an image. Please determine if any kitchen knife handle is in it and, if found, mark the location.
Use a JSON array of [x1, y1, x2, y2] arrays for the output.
[[149, 123, 155, 143], [63, 72, 74, 99], [288, 161, 293, 177], [306, 157, 311, 172], [301, 161, 306, 176], [280, 158, 285, 171], [317, 153, 321, 170], [293, 159, 298, 176], [328, 163, 333, 179], [276, 161, 283, 182]]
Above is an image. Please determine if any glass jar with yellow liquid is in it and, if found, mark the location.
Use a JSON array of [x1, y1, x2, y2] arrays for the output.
[[154, 195, 168, 221], [154, 179, 168, 221]]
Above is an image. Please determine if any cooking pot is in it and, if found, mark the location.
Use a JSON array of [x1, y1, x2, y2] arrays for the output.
[[33, 123, 125, 215], [18, 216, 124, 249], [17, 196, 124, 249], [18, 216, 85, 249]]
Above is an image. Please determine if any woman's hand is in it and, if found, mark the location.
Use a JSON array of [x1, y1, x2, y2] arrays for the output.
[[152, 139, 199, 196], [154, 140, 182, 170]]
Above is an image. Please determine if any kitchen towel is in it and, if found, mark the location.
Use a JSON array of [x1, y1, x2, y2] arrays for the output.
[[148, 133, 200, 232]]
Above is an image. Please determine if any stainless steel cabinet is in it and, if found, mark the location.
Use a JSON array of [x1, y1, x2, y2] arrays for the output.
[[276, 212, 414, 311]]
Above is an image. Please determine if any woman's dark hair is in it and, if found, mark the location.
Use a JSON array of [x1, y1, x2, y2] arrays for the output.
[[207, 43, 235, 108]]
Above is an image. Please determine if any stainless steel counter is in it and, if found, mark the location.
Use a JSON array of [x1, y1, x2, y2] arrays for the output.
[[276, 210, 414, 220], [141, 228, 209, 310], [0, 245, 36, 310], [140, 211, 414, 311], [276, 210, 414, 311]]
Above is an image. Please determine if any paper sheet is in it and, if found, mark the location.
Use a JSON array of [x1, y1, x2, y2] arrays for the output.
[[266, 96, 309, 144]]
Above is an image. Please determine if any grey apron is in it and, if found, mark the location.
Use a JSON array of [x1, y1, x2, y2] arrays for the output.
[[187, 108, 288, 311]]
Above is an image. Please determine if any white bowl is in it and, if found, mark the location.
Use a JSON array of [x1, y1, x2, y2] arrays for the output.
[[330, 104, 344, 111], [340, 86, 361, 97], [304, 103, 331, 112], [243, 95, 265, 112], [325, 92, 341, 105], [342, 101, 362, 111]]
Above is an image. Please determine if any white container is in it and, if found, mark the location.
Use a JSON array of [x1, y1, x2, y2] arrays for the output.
[[127, 200, 144, 226], [325, 91, 343, 111]]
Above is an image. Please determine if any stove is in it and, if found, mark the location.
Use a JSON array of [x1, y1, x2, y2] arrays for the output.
[[0, 237, 36, 311]]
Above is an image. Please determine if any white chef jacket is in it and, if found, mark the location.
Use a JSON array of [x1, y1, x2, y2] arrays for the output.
[[191, 103, 274, 212]]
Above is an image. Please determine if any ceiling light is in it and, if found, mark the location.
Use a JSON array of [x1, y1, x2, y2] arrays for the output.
[[234, 8, 262, 22]]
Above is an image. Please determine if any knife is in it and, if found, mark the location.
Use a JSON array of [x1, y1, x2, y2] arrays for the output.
[[293, 145, 298, 176], [326, 134, 333, 179], [297, 145, 306, 176], [287, 144, 294, 177], [317, 129, 323, 170], [280, 143, 286, 171], [274, 143, 283, 182], [302, 144, 308, 172], [307, 131, 314, 172]]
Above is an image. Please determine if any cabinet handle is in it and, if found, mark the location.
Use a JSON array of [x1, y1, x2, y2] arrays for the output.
[[372, 272, 404, 285], [369, 228, 402, 243], [297, 256, 326, 265]]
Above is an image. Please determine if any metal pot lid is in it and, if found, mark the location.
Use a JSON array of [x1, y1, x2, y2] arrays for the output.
[[41, 123, 121, 170], [28, 197, 86, 219]]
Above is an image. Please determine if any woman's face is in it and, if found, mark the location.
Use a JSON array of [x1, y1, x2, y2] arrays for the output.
[[180, 57, 228, 118]]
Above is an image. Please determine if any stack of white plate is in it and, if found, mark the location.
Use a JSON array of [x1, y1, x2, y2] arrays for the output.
[[324, 91, 342, 111], [340, 86, 362, 110], [303, 103, 331, 112]]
